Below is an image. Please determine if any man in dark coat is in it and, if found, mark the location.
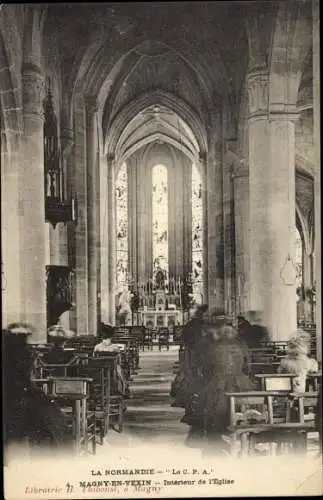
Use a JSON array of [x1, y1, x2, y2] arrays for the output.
[[316, 383, 322, 454], [237, 315, 269, 349]]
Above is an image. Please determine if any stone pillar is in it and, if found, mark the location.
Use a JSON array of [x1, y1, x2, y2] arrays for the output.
[[174, 156, 184, 279], [313, 0, 321, 360], [183, 156, 192, 282], [145, 163, 153, 278], [128, 159, 138, 282], [74, 94, 88, 335], [85, 97, 99, 335], [107, 155, 116, 325], [62, 130, 75, 331], [137, 157, 147, 282], [168, 161, 176, 279], [20, 67, 47, 341], [247, 71, 270, 317], [100, 153, 109, 325], [233, 160, 250, 315], [200, 156, 208, 305], [223, 150, 235, 316], [1, 133, 22, 327], [206, 150, 219, 312], [206, 109, 224, 312], [248, 70, 298, 340]]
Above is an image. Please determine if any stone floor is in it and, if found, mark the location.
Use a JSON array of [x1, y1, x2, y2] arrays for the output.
[[101, 345, 195, 453]]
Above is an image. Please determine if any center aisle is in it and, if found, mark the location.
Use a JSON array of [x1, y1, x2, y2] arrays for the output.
[[101, 345, 196, 452]]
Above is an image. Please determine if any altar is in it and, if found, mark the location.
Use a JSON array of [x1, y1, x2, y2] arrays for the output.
[[139, 308, 183, 328], [116, 265, 193, 328]]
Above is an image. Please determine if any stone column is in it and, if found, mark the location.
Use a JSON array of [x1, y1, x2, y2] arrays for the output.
[[223, 150, 235, 316], [248, 70, 298, 340], [74, 94, 88, 335], [20, 67, 47, 341], [145, 163, 153, 278], [206, 149, 219, 312], [247, 71, 270, 317], [58, 130, 74, 268], [183, 156, 192, 282], [100, 153, 109, 325], [1, 132, 22, 327], [233, 160, 250, 315], [107, 155, 116, 325], [200, 155, 208, 305], [313, 0, 321, 360], [174, 156, 184, 279], [168, 161, 176, 279], [206, 109, 224, 312], [128, 159, 138, 282], [56, 131, 74, 330], [85, 97, 99, 335], [137, 157, 147, 282]]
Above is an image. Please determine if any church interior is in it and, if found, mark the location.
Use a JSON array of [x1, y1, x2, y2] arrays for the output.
[[1, 1, 322, 461]]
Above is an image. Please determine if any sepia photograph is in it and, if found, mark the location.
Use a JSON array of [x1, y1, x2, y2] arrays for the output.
[[1, 1, 322, 497]]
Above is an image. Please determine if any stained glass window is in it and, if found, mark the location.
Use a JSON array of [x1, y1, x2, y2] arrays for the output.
[[116, 162, 128, 293], [152, 165, 168, 273], [192, 163, 203, 303]]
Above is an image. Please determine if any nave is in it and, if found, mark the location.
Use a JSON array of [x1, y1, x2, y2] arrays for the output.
[[101, 346, 189, 451]]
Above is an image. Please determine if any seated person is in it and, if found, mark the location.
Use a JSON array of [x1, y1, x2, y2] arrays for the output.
[[93, 335, 129, 398], [278, 336, 318, 392], [42, 325, 76, 365], [94, 337, 125, 353], [3, 329, 71, 459]]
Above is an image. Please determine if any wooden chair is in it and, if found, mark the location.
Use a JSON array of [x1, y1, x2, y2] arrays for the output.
[[142, 329, 154, 351], [158, 328, 170, 351], [255, 373, 296, 392], [47, 377, 96, 455], [34, 355, 81, 379], [93, 353, 124, 433], [76, 363, 110, 444], [286, 392, 320, 453], [226, 390, 317, 457], [173, 326, 184, 347]]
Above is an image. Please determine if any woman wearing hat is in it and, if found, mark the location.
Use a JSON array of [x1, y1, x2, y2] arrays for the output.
[[278, 336, 318, 392], [182, 317, 253, 454], [202, 319, 254, 451], [42, 324, 76, 368], [3, 329, 70, 460]]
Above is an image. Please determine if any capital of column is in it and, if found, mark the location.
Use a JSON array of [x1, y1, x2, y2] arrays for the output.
[[247, 70, 269, 118], [84, 95, 99, 116], [22, 68, 45, 119], [232, 158, 249, 179], [268, 104, 300, 123]]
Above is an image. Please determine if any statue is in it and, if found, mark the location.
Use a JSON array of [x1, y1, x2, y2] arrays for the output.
[[118, 288, 133, 325]]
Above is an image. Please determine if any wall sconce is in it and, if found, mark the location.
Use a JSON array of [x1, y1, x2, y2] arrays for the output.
[[280, 254, 297, 286], [43, 81, 77, 229], [1, 261, 7, 291]]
